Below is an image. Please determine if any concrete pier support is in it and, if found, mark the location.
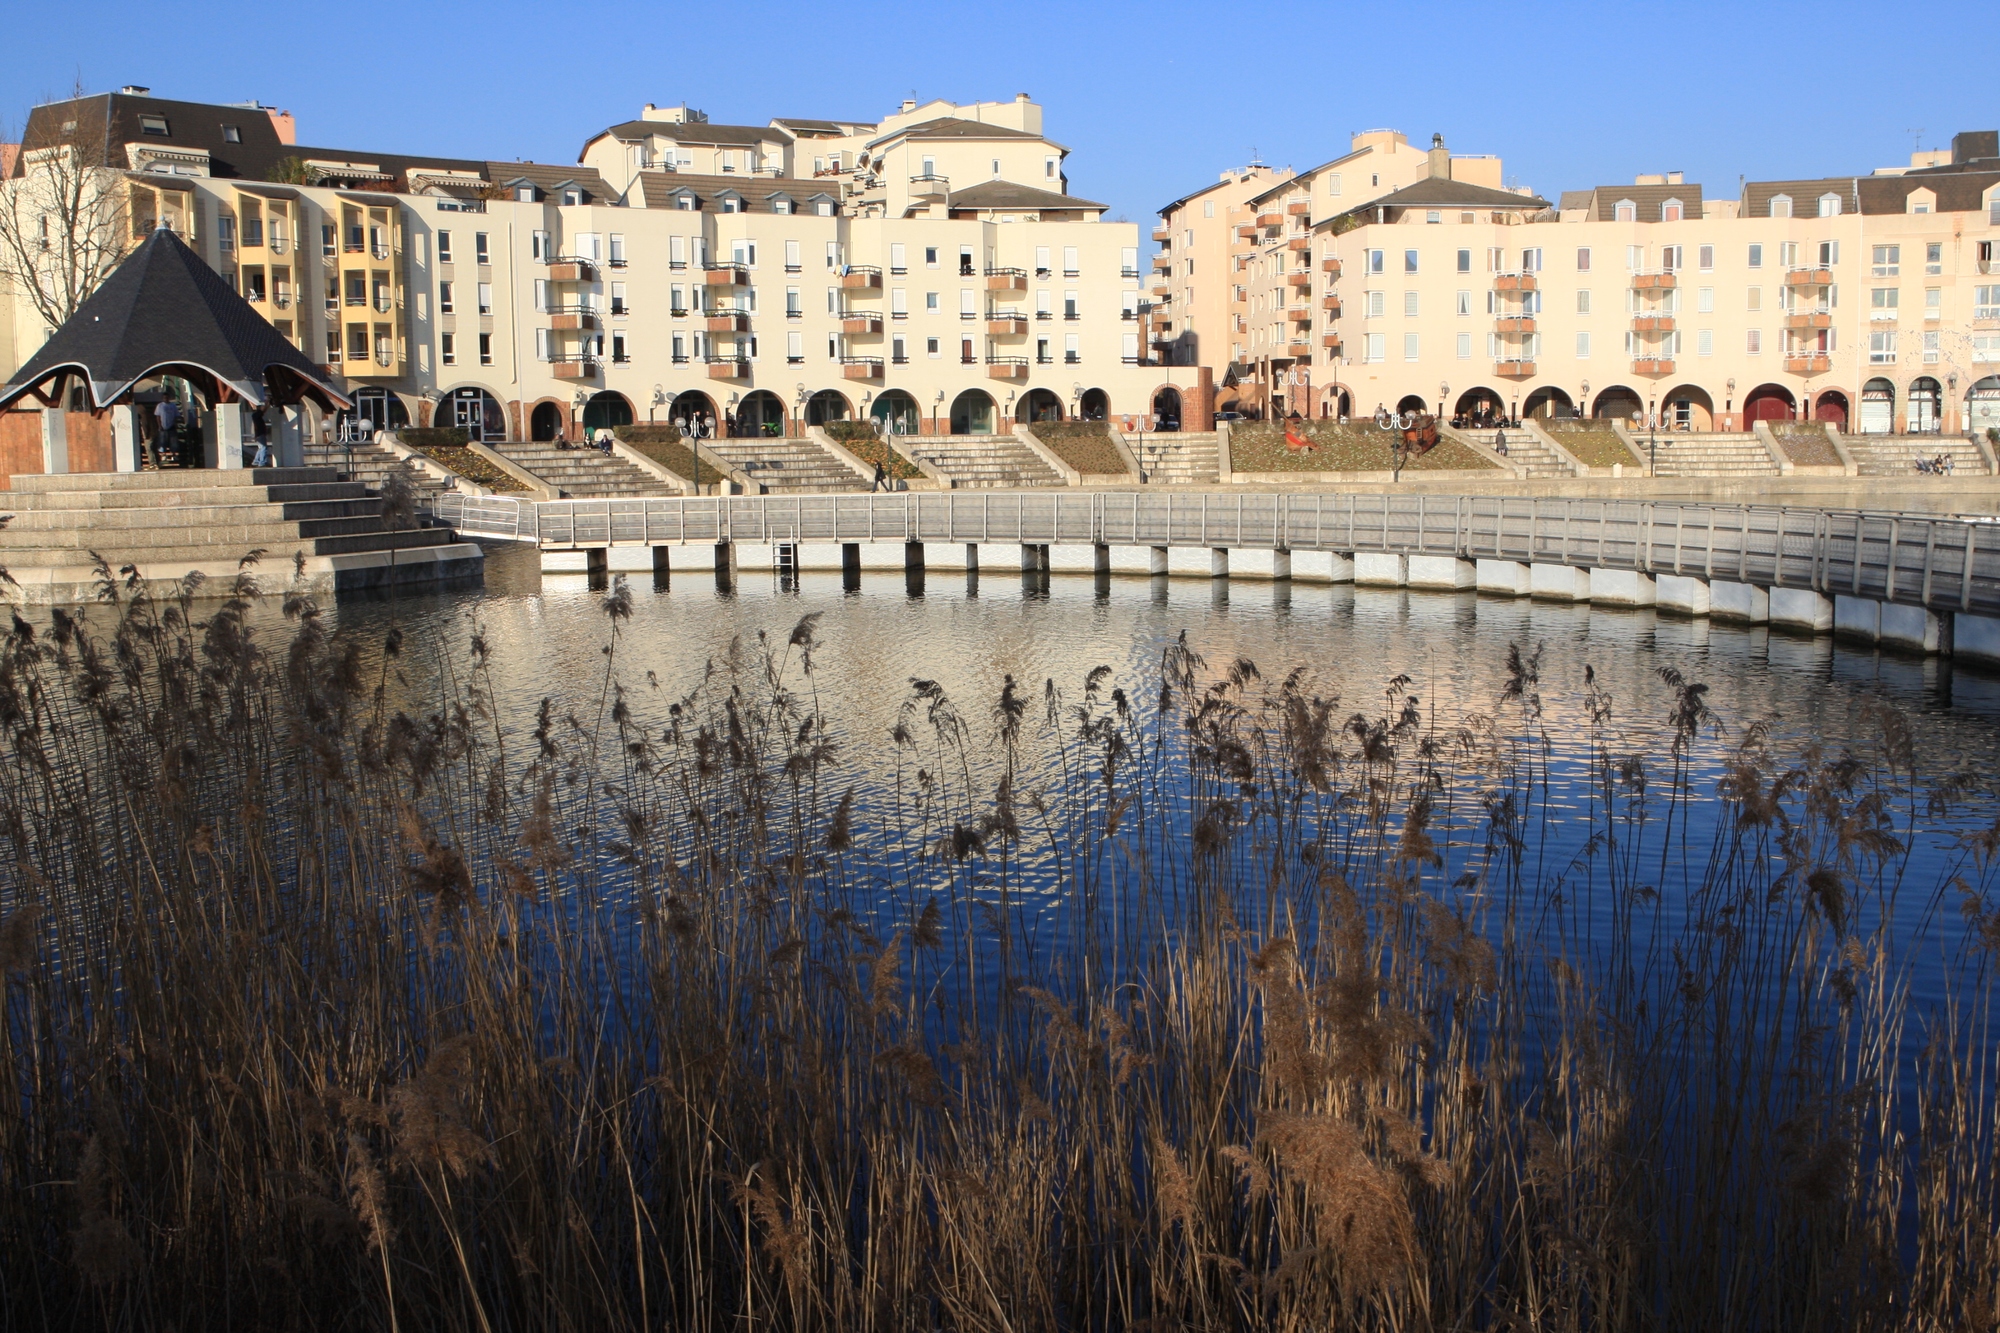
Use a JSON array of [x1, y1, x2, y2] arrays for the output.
[[653, 545, 671, 577], [1355, 552, 1407, 586], [1210, 548, 1229, 579], [1770, 587, 1833, 634], [841, 543, 861, 578], [1094, 543, 1111, 575], [1710, 581, 1769, 623], [1150, 546, 1169, 576], [1530, 563, 1589, 601], [713, 542, 737, 589], [904, 541, 925, 574], [965, 543, 978, 573], [1407, 555, 1475, 590], [586, 548, 608, 576], [1879, 602, 1946, 654], [1476, 559, 1531, 596], [1587, 569, 1656, 606], [1656, 574, 1710, 616], [1955, 613, 2000, 665], [1288, 550, 1354, 583], [112, 406, 140, 472]]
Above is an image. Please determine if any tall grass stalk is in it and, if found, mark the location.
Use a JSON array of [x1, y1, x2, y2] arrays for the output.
[[0, 568, 1996, 1332]]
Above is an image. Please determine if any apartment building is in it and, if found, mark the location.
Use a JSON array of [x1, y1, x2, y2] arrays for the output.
[[1158, 127, 2000, 436], [4, 88, 1199, 447]]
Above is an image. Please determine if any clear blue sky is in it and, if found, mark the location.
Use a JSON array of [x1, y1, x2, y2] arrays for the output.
[[6, 0, 1994, 224]]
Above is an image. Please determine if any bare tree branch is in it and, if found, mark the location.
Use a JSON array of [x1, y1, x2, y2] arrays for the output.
[[0, 91, 130, 334]]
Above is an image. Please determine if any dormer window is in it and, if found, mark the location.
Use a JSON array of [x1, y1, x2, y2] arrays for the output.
[[675, 192, 697, 211], [1662, 198, 1683, 222], [1770, 194, 1793, 218], [718, 193, 742, 214], [814, 198, 834, 217], [139, 114, 169, 137], [562, 189, 580, 206], [516, 186, 535, 202], [769, 195, 794, 215], [222, 125, 241, 144], [1818, 193, 1842, 217], [1907, 189, 1935, 214], [1614, 199, 1636, 222]]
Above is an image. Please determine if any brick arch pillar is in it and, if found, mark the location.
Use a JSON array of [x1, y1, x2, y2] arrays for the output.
[[1189, 366, 1215, 432]]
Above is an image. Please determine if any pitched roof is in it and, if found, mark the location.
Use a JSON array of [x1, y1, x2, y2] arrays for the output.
[[772, 118, 862, 137], [597, 119, 782, 147], [633, 170, 822, 212], [1558, 189, 1594, 212], [945, 180, 1104, 212], [14, 93, 489, 191], [868, 116, 1047, 148], [1854, 170, 2000, 215], [1741, 178, 1858, 218], [484, 161, 616, 204], [1323, 176, 1547, 222], [1575, 182, 1705, 221], [0, 227, 348, 411], [1156, 167, 1291, 219]]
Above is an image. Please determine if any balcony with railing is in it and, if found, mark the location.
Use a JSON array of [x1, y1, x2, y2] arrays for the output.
[[1321, 257, 1342, 276], [1631, 315, 1675, 333], [840, 356, 884, 380], [1494, 358, 1536, 378], [549, 305, 599, 330], [841, 312, 883, 334], [1783, 311, 1834, 331], [1321, 334, 1342, 353], [1286, 272, 1310, 290], [984, 267, 1028, 292], [1631, 357, 1675, 375], [987, 311, 1028, 335], [1321, 296, 1342, 318], [551, 354, 600, 380], [1287, 236, 1311, 253], [908, 173, 950, 196], [1784, 266, 1833, 288], [704, 356, 749, 379], [1287, 201, 1310, 217], [1255, 211, 1283, 228], [546, 256, 597, 282], [1496, 316, 1537, 334], [1785, 353, 1833, 374], [840, 265, 884, 290], [1234, 224, 1259, 242], [1631, 270, 1678, 290], [1285, 342, 1311, 358], [1494, 272, 1537, 292], [704, 264, 750, 287], [705, 309, 750, 332], [986, 356, 1029, 380], [1152, 226, 1171, 243]]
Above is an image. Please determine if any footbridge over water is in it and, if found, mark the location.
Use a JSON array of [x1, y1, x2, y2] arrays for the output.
[[433, 490, 2000, 664]]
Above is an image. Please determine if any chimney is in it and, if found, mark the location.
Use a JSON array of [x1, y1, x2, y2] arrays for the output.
[[1953, 129, 1999, 164], [900, 99, 916, 113], [1665, 170, 1683, 184], [265, 108, 296, 145], [119, 85, 150, 96], [1016, 92, 1030, 102], [1427, 132, 1448, 179]]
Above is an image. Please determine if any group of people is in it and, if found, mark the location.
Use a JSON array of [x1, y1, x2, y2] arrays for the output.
[[1451, 405, 1516, 431], [1916, 452, 1957, 475]]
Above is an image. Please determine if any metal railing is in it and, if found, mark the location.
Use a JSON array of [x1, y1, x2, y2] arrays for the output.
[[429, 492, 2000, 619]]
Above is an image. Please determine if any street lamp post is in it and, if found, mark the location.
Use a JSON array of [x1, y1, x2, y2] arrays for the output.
[[650, 383, 665, 424], [1438, 380, 1449, 424], [1580, 380, 1590, 422], [1648, 396, 1658, 476], [1725, 377, 1736, 429]]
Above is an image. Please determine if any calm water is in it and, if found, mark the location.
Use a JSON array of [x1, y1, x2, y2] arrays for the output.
[[306, 540, 2000, 1013]]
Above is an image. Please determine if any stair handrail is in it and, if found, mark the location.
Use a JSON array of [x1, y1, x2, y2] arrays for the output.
[[464, 442, 561, 500], [1516, 419, 1587, 475], [375, 431, 497, 496]]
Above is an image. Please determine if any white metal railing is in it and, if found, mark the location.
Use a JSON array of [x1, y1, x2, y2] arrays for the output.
[[428, 492, 2000, 618]]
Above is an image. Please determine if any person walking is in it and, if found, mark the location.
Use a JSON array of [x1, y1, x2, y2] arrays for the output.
[[154, 398, 179, 467], [870, 459, 887, 492]]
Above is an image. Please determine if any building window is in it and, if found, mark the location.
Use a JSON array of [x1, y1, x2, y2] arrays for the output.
[[1697, 329, 1712, 357], [1576, 331, 1590, 359], [1975, 286, 2000, 320], [1454, 248, 1471, 273], [1770, 195, 1792, 218], [1365, 291, 1385, 318], [1698, 286, 1713, 313], [1748, 243, 1763, 269], [1364, 332, 1385, 362], [325, 331, 341, 363], [1404, 249, 1419, 273], [1747, 286, 1761, 312], [477, 282, 492, 315], [1747, 329, 1762, 355], [1426, 210, 1441, 225], [1662, 199, 1683, 222], [222, 124, 241, 144], [438, 281, 454, 314], [1403, 291, 1418, 317], [1577, 290, 1591, 315], [139, 114, 169, 136], [1045, 156, 1058, 179], [1923, 330, 1941, 363], [479, 333, 493, 365], [1456, 290, 1471, 316], [1575, 247, 1591, 272], [1403, 333, 1419, 361], [1869, 330, 1895, 364], [1614, 200, 1636, 222], [1456, 332, 1471, 359], [1925, 287, 1941, 318], [1819, 193, 1842, 217], [1872, 245, 1900, 276], [1366, 249, 1384, 275], [1927, 242, 1943, 275], [440, 333, 455, 365], [1871, 288, 1899, 317]]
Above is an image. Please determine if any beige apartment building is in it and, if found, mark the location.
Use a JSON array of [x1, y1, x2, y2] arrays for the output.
[[4, 88, 1200, 453], [1157, 129, 2000, 437]]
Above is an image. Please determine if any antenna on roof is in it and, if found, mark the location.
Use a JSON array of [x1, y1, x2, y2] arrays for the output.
[[1248, 145, 1261, 166], [1906, 127, 1925, 152]]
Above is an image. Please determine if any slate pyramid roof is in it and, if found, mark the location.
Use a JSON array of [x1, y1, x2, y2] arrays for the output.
[[0, 226, 349, 411]]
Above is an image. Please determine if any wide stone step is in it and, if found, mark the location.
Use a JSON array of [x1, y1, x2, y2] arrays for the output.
[[8, 467, 343, 493]]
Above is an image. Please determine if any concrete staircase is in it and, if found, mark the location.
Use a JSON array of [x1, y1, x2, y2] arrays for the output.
[[1134, 432, 1220, 484], [1479, 427, 1574, 478], [903, 434, 1066, 488], [0, 467, 480, 602], [700, 436, 867, 493], [489, 443, 675, 498], [1647, 432, 1781, 478], [303, 439, 451, 502], [1844, 434, 1992, 477]]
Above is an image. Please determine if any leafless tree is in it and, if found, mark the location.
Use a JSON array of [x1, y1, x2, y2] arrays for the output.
[[0, 88, 130, 332]]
